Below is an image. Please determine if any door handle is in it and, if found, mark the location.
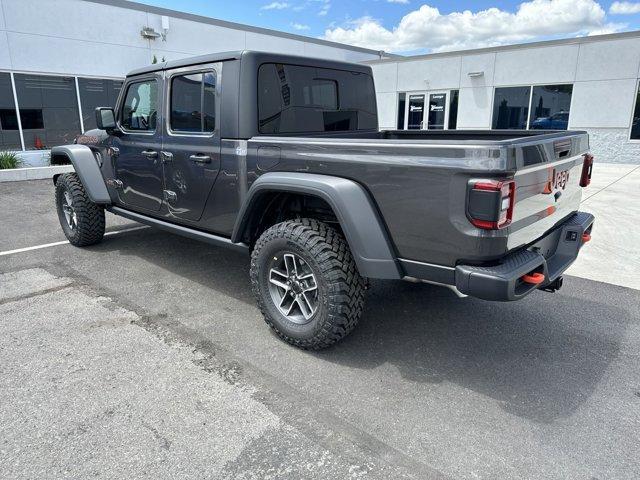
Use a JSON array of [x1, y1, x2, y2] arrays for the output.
[[190, 154, 211, 164], [141, 150, 158, 158]]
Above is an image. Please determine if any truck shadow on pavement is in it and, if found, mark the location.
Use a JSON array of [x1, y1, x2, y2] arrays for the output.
[[90, 227, 632, 425], [327, 279, 631, 424]]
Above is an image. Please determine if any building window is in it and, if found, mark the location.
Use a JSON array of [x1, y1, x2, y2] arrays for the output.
[[120, 80, 158, 132], [448, 90, 459, 130], [492, 84, 573, 130], [13, 74, 81, 150], [396, 93, 406, 130], [302, 79, 338, 110], [492, 86, 531, 130], [170, 71, 216, 133], [0, 73, 22, 150], [630, 82, 640, 140], [78, 78, 123, 131], [529, 85, 572, 130]]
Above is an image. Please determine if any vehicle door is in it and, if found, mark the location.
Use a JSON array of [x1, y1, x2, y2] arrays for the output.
[[112, 74, 164, 211], [161, 64, 221, 222]]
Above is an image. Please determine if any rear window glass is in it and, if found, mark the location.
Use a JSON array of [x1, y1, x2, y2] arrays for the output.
[[258, 63, 377, 134]]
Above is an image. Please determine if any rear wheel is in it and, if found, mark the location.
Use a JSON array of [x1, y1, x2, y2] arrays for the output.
[[55, 173, 105, 246], [250, 218, 365, 349]]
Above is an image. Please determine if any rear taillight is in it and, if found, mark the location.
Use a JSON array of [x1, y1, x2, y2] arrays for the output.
[[467, 180, 515, 230], [580, 153, 594, 187]]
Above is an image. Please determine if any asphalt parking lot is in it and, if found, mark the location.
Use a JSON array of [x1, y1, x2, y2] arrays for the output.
[[1, 179, 639, 479]]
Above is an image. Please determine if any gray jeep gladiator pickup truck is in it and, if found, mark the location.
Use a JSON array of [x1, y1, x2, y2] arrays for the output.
[[52, 51, 595, 349]]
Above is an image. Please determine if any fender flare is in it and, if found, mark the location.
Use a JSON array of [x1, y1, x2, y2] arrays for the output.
[[51, 145, 111, 204], [232, 172, 402, 279]]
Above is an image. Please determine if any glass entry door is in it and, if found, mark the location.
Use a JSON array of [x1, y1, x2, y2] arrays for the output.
[[406, 94, 425, 129], [427, 92, 447, 129], [404, 91, 449, 130]]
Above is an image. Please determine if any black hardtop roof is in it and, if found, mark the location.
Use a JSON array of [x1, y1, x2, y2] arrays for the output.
[[126, 50, 373, 77]]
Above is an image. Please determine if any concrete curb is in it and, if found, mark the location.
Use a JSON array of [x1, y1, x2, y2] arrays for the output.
[[0, 165, 74, 182]]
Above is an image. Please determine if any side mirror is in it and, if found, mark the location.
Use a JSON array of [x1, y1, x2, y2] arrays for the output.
[[96, 107, 117, 131]]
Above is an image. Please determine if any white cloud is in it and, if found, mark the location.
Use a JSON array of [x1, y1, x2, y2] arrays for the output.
[[291, 22, 311, 30], [316, 0, 331, 16], [324, 0, 611, 53], [388, 0, 410, 4], [261, 2, 289, 10], [587, 21, 628, 34], [610, 1, 640, 14]]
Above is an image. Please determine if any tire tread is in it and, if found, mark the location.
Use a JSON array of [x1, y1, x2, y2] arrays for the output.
[[250, 218, 365, 350], [56, 173, 105, 247]]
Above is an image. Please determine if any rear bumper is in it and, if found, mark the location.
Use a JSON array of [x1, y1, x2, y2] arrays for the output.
[[455, 211, 595, 301]]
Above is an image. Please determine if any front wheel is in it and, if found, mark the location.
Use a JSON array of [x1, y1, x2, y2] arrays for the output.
[[55, 173, 105, 246], [250, 218, 366, 350]]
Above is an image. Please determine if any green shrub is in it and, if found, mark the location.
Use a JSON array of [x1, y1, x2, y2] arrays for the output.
[[0, 151, 22, 170]]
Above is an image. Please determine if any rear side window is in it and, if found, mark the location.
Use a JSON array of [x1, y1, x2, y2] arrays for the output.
[[258, 63, 377, 134], [120, 80, 158, 131], [170, 71, 216, 133]]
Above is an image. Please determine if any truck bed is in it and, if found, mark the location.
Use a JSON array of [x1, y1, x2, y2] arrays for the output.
[[248, 129, 590, 270]]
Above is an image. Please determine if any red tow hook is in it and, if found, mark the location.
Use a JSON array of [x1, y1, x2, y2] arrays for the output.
[[521, 272, 545, 285], [582, 233, 591, 243]]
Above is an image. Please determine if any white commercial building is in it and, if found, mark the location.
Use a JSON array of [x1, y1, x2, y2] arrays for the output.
[[1, 0, 639, 165], [0, 0, 383, 165], [367, 31, 640, 164]]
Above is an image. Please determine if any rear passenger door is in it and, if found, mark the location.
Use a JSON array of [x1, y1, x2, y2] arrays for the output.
[[161, 64, 221, 222]]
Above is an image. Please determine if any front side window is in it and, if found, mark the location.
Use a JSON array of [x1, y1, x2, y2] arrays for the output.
[[258, 63, 377, 134], [120, 80, 158, 132], [529, 85, 572, 130], [492, 86, 531, 130], [170, 71, 216, 133]]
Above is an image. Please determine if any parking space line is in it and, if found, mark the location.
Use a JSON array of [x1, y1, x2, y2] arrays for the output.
[[0, 226, 149, 257]]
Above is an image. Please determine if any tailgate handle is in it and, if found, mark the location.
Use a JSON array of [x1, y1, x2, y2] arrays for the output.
[[554, 139, 572, 158]]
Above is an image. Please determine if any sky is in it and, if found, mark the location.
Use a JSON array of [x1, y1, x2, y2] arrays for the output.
[[134, 0, 640, 54]]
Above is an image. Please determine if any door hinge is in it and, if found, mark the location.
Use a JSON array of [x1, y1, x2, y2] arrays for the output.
[[163, 190, 177, 202], [161, 151, 173, 164]]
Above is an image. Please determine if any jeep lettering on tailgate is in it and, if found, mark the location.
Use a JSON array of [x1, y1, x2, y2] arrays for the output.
[[553, 169, 570, 190]]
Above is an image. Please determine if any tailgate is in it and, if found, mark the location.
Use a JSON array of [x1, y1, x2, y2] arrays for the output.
[[507, 132, 590, 250]]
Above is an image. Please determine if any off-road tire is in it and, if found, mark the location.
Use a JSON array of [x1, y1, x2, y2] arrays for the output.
[[250, 218, 366, 349], [55, 173, 105, 247]]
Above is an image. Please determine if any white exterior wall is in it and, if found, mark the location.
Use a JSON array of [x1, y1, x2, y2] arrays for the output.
[[371, 33, 640, 164], [0, 0, 381, 165], [0, 0, 379, 78]]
